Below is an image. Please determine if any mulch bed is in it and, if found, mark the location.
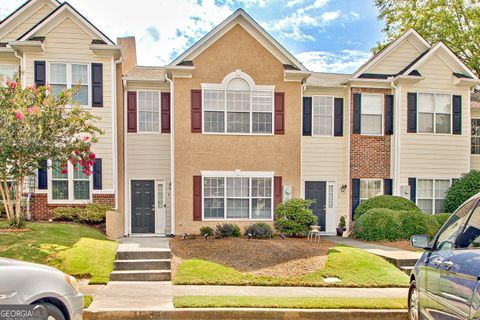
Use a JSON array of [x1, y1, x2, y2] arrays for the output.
[[170, 237, 335, 277]]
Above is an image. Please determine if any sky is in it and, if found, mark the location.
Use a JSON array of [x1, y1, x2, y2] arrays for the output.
[[0, 0, 386, 73]]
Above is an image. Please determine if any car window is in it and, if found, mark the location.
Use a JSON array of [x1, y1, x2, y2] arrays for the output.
[[456, 203, 480, 249], [435, 198, 476, 251]]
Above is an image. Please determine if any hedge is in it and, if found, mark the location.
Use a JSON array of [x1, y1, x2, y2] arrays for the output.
[[444, 170, 480, 213], [354, 195, 420, 220]]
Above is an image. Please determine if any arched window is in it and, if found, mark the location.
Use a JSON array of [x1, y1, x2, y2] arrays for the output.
[[202, 70, 275, 134]]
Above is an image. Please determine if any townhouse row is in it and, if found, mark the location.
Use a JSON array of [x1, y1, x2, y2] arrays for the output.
[[1, 0, 478, 236]]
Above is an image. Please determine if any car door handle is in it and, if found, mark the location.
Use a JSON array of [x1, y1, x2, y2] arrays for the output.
[[443, 260, 454, 270], [434, 258, 443, 268]]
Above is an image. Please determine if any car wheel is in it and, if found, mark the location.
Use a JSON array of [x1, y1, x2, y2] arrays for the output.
[[32, 302, 66, 320], [408, 280, 420, 320]]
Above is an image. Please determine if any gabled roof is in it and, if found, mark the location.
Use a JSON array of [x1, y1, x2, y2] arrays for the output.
[[126, 66, 166, 81], [17, 2, 114, 45], [306, 72, 350, 87], [352, 29, 430, 79], [0, 0, 59, 29], [169, 8, 308, 71]]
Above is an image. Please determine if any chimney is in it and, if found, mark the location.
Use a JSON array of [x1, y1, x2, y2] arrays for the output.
[[117, 36, 137, 74]]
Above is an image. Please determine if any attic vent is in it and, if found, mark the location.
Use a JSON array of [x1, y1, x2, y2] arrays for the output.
[[0, 42, 7, 47], [28, 36, 45, 42], [283, 64, 299, 71], [408, 70, 422, 77], [91, 39, 107, 45], [177, 60, 193, 66], [453, 72, 473, 79]]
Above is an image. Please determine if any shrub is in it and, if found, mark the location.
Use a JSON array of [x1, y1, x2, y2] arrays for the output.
[[215, 223, 241, 237], [399, 210, 439, 239], [433, 213, 451, 228], [244, 223, 274, 239], [274, 199, 318, 236], [354, 195, 420, 220], [52, 207, 82, 222], [200, 226, 214, 236], [444, 170, 480, 213], [77, 204, 111, 224], [354, 208, 403, 241]]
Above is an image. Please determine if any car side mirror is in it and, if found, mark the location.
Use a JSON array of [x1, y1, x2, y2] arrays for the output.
[[411, 235, 432, 250]]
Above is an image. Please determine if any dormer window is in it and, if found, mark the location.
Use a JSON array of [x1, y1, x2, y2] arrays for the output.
[[202, 70, 274, 135]]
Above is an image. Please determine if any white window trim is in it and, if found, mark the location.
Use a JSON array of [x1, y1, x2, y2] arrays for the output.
[[471, 117, 480, 155], [360, 93, 384, 136], [0, 64, 20, 81], [136, 90, 162, 134], [359, 179, 383, 203], [416, 92, 453, 135], [201, 170, 274, 221], [47, 62, 92, 108], [47, 161, 93, 204], [311, 95, 335, 137], [201, 70, 275, 136], [416, 178, 452, 214]]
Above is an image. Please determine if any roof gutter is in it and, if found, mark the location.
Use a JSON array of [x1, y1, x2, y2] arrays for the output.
[[165, 72, 175, 235]]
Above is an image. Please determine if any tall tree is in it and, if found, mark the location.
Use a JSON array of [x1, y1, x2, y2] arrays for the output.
[[375, 0, 480, 77], [0, 81, 102, 227]]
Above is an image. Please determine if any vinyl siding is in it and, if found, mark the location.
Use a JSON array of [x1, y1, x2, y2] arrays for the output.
[[302, 87, 349, 233], [24, 16, 115, 192], [369, 39, 423, 75], [0, 3, 56, 42], [399, 54, 470, 186]]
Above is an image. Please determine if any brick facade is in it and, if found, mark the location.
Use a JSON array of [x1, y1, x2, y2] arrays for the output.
[[350, 87, 392, 179], [29, 193, 115, 220]]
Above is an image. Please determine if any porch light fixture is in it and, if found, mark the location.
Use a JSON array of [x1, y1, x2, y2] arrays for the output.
[[341, 184, 347, 192]]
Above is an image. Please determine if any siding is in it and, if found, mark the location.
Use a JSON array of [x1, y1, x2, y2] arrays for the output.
[[24, 16, 115, 192], [399, 54, 471, 185], [369, 39, 423, 75], [302, 87, 349, 232]]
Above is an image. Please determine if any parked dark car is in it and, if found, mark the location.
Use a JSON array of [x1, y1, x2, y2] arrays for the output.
[[409, 193, 480, 320]]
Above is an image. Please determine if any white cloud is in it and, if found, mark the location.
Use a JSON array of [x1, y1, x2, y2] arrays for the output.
[[286, 0, 305, 7], [296, 50, 371, 73], [304, 0, 329, 10], [350, 11, 360, 20], [321, 10, 340, 23]]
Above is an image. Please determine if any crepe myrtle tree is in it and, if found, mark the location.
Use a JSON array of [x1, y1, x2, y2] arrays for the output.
[[0, 80, 102, 227]]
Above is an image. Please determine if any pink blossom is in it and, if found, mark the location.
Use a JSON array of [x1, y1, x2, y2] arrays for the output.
[[89, 153, 96, 160], [61, 169, 68, 174], [88, 160, 94, 166], [70, 157, 76, 164], [74, 150, 80, 155], [73, 166, 78, 171], [16, 111, 24, 120], [27, 106, 38, 115], [10, 81, 17, 89], [83, 135, 90, 141]]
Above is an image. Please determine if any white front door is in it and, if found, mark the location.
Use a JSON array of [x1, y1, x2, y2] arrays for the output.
[[155, 181, 166, 234], [325, 182, 337, 234]]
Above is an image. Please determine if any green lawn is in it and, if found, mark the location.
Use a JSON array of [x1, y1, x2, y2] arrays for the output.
[[0, 220, 118, 284], [174, 246, 409, 287], [174, 296, 408, 309]]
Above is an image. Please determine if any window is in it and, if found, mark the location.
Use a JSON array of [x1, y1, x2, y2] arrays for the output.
[[203, 72, 274, 134], [418, 93, 451, 134], [359, 179, 382, 204], [0, 65, 19, 82], [361, 94, 383, 135], [203, 173, 273, 220], [138, 91, 160, 132], [435, 198, 476, 250], [48, 63, 90, 106], [50, 161, 92, 203], [312, 96, 334, 136], [456, 203, 480, 249], [417, 179, 451, 214], [472, 118, 480, 154]]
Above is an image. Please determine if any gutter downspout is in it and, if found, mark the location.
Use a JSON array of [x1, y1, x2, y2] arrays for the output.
[[300, 82, 306, 199], [113, 57, 123, 211], [165, 73, 175, 235], [391, 81, 401, 196], [122, 77, 128, 236]]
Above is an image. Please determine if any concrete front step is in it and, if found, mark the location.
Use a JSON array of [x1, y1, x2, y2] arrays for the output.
[[110, 270, 171, 281], [114, 259, 171, 271], [401, 266, 413, 275], [116, 250, 171, 260]]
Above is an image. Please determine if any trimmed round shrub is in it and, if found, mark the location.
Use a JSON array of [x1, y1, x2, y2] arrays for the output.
[[433, 213, 451, 228], [444, 170, 480, 213], [52, 207, 82, 222], [215, 223, 241, 237], [399, 210, 439, 239], [354, 208, 403, 241], [200, 226, 214, 236], [274, 199, 318, 236], [77, 204, 111, 224], [244, 223, 274, 239], [354, 195, 420, 220]]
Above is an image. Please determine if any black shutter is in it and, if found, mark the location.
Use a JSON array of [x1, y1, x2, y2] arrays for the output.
[[93, 158, 102, 190], [38, 160, 48, 190], [408, 178, 416, 203], [334, 98, 344, 136], [92, 63, 103, 107], [384, 179, 393, 195], [353, 93, 361, 134], [407, 93, 417, 133], [34, 61, 46, 87], [303, 97, 312, 136], [453, 95, 462, 135], [352, 178, 360, 219], [385, 95, 394, 135]]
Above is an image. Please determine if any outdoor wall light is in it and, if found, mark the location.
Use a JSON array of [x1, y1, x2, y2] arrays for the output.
[[341, 184, 347, 192]]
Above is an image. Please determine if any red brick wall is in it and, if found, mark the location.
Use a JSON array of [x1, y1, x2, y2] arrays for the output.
[[350, 87, 392, 179], [29, 193, 115, 220]]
